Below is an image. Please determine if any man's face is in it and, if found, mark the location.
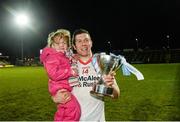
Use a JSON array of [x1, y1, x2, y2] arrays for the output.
[[74, 33, 92, 57]]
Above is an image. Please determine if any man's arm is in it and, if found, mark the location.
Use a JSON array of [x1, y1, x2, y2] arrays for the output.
[[111, 79, 120, 99], [103, 72, 120, 99]]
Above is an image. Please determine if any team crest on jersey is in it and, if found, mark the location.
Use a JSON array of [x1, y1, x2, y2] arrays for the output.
[[82, 66, 90, 75]]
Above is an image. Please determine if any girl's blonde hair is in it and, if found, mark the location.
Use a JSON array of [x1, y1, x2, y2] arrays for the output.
[[47, 29, 71, 48]]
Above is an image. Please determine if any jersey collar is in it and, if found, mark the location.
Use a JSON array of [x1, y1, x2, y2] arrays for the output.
[[79, 56, 92, 65]]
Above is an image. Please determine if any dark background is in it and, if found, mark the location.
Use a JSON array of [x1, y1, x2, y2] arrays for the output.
[[0, 0, 179, 58]]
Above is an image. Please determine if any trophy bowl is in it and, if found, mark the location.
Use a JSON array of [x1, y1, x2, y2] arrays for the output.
[[90, 53, 121, 97]]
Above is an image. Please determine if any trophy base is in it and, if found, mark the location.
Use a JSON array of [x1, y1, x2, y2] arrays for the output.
[[90, 90, 112, 98], [90, 84, 113, 97]]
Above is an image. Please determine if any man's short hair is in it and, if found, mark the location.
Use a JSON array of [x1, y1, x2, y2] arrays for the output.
[[72, 29, 90, 45]]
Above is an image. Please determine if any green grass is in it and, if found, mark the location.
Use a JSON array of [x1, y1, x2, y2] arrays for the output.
[[0, 64, 180, 121], [105, 63, 180, 121], [0, 67, 55, 120]]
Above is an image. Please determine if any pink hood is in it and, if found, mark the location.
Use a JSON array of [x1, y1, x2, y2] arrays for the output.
[[40, 47, 58, 63]]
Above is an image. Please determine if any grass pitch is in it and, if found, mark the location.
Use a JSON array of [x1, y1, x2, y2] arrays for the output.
[[0, 64, 180, 121]]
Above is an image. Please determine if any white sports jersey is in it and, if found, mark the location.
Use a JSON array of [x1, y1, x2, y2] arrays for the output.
[[72, 58, 105, 121]]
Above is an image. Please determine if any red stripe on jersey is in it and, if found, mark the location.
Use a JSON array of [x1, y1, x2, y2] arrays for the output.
[[78, 57, 93, 65]]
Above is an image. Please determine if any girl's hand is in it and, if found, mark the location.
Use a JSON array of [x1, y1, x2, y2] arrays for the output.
[[71, 67, 79, 77]]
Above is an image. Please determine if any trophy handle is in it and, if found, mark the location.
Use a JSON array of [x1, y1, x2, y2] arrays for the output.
[[110, 58, 121, 73], [113, 64, 121, 72]]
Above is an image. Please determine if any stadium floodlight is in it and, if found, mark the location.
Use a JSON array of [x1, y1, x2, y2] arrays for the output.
[[15, 13, 29, 27], [166, 35, 170, 49], [107, 41, 112, 53], [135, 38, 139, 50], [15, 13, 30, 61]]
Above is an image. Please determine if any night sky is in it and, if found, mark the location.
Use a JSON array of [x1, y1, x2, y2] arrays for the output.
[[0, 0, 179, 59]]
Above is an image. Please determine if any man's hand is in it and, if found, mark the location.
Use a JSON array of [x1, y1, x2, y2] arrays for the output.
[[103, 71, 120, 99], [52, 89, 71, 104], [103, 71, 116, 86]]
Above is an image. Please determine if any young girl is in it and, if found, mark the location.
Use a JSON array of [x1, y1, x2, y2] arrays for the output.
[[40, 29, 81, 121]]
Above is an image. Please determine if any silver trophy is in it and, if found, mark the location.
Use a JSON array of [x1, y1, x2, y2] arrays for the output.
[[90, 53, 121, 97]]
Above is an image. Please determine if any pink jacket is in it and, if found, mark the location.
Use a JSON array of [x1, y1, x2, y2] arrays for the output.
[[40, 47, 72, 96]]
